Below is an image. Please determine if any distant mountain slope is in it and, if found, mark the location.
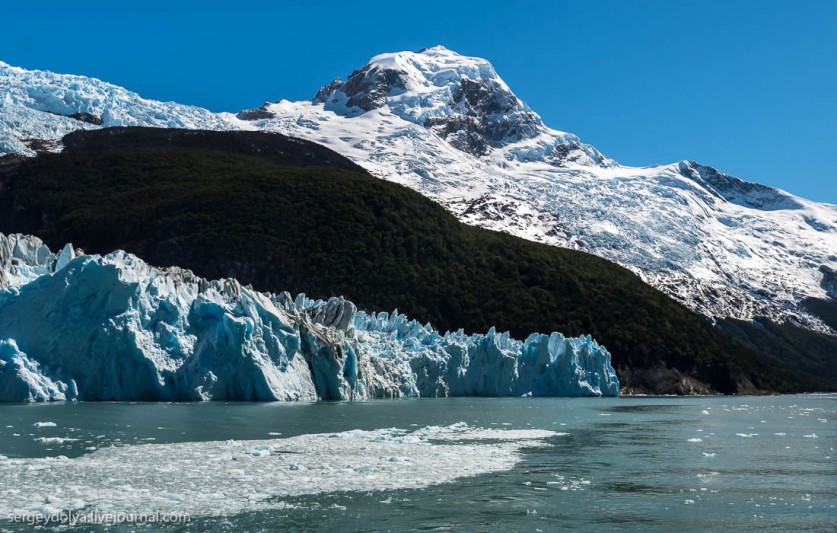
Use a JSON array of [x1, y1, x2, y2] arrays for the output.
[[1, 52, 834, 339], [0, 128, 812, 394], [717, 317, 837, 392], [0, 60, 233, 156], [249, 47, 837, 334]]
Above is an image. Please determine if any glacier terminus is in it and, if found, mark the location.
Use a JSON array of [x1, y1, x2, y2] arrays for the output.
[[0, 234, 619, 402]]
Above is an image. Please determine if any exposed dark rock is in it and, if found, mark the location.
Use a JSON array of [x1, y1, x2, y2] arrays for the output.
[[617, 364, 720, 395], [819, 265, 837, 300], [339, 66, 408, 111], [547, 141, 592, 166], [22, 138, 62, 153], [313, 66, 409, 112], [236, 105, 277, 121], [424, 78, 542, 157], [68, 112, 103, 125], [424, 115, 490, 156], [45, 110, 103, 125], [679, 161, 803, 210], [313, 77, 343, 103]]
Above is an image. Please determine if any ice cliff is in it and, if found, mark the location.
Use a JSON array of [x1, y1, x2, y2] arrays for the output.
[[0, 234, 619, 402]]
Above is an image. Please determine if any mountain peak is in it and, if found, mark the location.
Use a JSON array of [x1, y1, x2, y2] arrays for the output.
[[417, 45, 454, 54], [320, 46, 501, 110], [311, 47, 607, 165], [366, 45, 480, 70]]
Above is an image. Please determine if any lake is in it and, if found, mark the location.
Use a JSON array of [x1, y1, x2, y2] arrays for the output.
[[0, 395, 834, 531]]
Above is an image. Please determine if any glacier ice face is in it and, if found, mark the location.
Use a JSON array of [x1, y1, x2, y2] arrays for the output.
[[0, 234, 619, 402], [0, 339, 77, 402], [2, 51, 835, 334]]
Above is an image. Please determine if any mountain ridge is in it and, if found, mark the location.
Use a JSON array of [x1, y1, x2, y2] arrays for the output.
[[0, 50, 834, 340]]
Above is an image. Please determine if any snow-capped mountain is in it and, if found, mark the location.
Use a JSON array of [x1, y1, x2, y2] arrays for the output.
[[239, 47, 837, 332], [0, 233, 618, 401], [1, 49, 835, 333]]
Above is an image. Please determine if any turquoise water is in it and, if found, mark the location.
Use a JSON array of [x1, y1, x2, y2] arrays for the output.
[[0, 395, 834, 531]]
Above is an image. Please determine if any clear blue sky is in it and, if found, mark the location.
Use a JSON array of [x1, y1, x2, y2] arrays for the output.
[[2, 0, 835, 203]]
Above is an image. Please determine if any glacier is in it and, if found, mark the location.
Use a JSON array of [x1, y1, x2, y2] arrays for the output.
[[0, 234, 619, 402], [0, 60, 233, 156], [1, 50, 835, 335]]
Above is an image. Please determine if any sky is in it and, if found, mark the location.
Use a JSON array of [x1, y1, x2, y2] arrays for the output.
[[2, 0, 836, 203]]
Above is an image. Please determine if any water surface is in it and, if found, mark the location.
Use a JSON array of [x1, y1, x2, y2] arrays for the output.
[[0, 395, 834, 531]]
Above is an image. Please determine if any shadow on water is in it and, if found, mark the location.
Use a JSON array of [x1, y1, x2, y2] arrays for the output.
[[604, 404, 687, 414], [601, 481, 673, 495]]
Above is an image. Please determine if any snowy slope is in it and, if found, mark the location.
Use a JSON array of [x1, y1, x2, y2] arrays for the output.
[[0, 60, 234, 156], [1, 50, 835, 332], [0, 234, 618, 402]]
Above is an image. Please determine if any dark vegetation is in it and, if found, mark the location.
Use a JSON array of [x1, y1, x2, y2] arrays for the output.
[[718, 318, 837, 392], [0, 128, 826, 393]]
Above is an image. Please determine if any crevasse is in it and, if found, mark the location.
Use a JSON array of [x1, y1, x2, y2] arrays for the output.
[[0, 234, 619, 401]]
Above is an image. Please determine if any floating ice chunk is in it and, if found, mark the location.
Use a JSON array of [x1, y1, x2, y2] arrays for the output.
[[245, 444, 275, 456], [34, 437, 79, 444]]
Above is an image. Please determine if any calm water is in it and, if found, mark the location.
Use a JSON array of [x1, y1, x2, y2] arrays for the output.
[[0, 395, 834, 532]]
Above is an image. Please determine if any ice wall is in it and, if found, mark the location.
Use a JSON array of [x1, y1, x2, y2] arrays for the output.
[[0, 234, 618, 401]]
